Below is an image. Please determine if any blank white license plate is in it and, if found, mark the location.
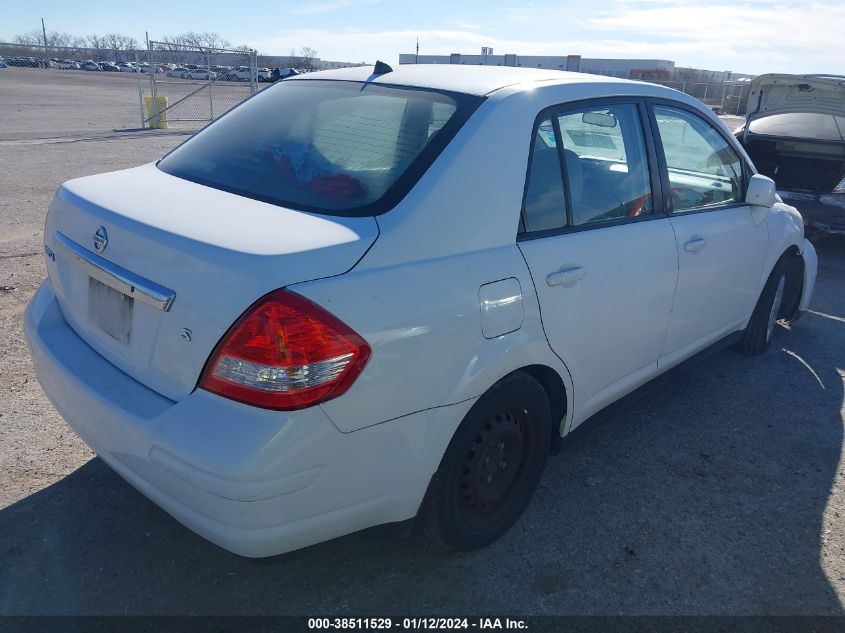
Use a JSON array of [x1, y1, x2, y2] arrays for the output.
[[88, 277, 133, 344]]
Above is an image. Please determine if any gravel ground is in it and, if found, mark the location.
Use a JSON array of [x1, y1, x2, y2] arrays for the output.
[[0, 131, 843, 616]]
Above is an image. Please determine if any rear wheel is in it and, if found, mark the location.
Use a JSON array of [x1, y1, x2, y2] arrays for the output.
[[739, 260, 787, 355], [425, 371, 552, 550]]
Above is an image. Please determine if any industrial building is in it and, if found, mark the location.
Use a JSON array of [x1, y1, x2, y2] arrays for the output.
[[398, 51, 753, 82], [398, 52, 674, 79]]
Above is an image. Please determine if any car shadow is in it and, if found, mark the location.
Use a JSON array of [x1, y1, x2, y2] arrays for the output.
[[2, 242, 844, 616]]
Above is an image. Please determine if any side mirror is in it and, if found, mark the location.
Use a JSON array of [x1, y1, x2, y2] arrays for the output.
[[746, 174, 776, 207]]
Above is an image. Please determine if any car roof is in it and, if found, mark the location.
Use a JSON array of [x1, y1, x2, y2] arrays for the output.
[[288, 64, 633, 96]]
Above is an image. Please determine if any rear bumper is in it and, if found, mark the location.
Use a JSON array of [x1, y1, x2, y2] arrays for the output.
[[24, 281, 469, 557]]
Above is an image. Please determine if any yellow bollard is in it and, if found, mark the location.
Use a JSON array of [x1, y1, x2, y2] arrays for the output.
[[143, 95, 169, 129]]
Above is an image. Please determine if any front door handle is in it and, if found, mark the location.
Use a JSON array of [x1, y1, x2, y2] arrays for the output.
[[684, 237, 707, 253], [547, 266, 585, 287]]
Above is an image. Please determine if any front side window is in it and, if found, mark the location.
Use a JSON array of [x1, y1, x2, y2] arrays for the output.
[[653, 105, 744, 213], [158, 80, 482, 216]]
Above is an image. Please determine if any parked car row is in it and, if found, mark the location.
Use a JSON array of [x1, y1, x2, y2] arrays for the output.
[[4, 56, 54, 68], [3, 56, 303, 82]]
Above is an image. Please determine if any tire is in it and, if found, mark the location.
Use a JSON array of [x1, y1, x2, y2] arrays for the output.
[[425, 371, 552, 551], [739, 259, 787, 355]]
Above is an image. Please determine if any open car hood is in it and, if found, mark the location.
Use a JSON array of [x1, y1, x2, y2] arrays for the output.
[[745, 74, 845, 129]]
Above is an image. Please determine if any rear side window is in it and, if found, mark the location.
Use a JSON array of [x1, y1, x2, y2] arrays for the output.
[[158, 80, 482, 216], [653, 105, 744, 213], [522, 119, 568, 232], [557, 104, 652, 226], [521, 102, 653, 234]]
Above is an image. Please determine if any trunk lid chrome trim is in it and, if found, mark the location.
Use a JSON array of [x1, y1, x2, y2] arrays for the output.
[[54, 231, 176, 312]]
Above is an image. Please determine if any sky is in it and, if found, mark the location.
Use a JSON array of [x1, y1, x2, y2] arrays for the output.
[[3, 0, 844, 75]]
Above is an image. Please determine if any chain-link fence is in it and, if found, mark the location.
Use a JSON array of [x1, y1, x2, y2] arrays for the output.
[[650, 80, 752, 115], [142, 41, 259, 130], [0, 41, 265, 139], [0, 42, 149, 138]]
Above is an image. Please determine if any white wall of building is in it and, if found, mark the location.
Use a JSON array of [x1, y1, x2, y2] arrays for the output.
[[398, 53, 675, 78]]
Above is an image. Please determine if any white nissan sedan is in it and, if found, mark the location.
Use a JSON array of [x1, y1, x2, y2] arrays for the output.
[[25, 64, 817, 557]]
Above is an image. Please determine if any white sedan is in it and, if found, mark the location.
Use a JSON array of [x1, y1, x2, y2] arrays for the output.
[[185, 69, 216, 80], [25, 64, 817, 557]]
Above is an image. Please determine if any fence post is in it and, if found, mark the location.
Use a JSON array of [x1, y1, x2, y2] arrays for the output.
[[148, 40, 159, 127], [207, 48, 214, 120], [250, 50, 257, 95], [136, 51, 145, 129]]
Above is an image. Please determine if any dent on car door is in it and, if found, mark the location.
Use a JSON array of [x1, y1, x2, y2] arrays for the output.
[[650, 102, 770, 370], [517, 100, 678, 425]]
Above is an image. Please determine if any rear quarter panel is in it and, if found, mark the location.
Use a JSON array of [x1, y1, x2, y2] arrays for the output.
[[293, 245, 572, 434]]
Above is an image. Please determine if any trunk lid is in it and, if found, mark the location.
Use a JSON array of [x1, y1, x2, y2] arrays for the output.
[[44, 163, 378, 401], [745, 74, 845, 130]]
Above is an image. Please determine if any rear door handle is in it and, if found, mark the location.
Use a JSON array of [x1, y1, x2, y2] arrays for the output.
[[684, 237, 707, 253], [547, 266, 585, 287]]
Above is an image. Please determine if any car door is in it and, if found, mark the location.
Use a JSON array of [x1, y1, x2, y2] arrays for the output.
[[517, 99, 679, 426], [648, 101, 769, 371]]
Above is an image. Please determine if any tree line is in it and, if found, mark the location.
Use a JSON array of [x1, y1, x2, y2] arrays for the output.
[[8, 30, 320, 69]]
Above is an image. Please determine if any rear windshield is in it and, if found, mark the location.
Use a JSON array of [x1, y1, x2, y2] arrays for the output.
[[748, 112, 845, 142], [158, 80, 483, 216]]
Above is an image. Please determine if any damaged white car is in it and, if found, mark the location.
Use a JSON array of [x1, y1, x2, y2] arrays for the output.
[[25, 65, 818, 557]]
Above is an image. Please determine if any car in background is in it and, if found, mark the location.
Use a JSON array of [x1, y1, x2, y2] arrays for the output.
[[223, 66, 254, 81], [0, 56, 7, 69], [256, 67, 272, 82], [139, 64, 163, 74], [271, 67, 298, 81], [185, 68, 217, 80], [81, 60, 102, 71], [98, 62, 120, 72], [736, 74, 845, 237], [118, 63, 138, 72], [8, 57, 40, 67], [26, 65, 817, 558], [56, 59, 81, 70], [166, 67, 189, 78]]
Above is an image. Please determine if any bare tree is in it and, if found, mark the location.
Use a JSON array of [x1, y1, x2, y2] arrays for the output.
[[299, 46, 318, 71], [161, 31, 231, 51], [103, 33, 139, 51], [86, 34, 106, 51], [13, 29, 84, 49]]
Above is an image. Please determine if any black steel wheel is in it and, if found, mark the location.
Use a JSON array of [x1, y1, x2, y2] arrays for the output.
[[425, 371, 552, 550]]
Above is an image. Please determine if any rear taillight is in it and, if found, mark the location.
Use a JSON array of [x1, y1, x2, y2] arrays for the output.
[[199, 289, 370, 411]]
